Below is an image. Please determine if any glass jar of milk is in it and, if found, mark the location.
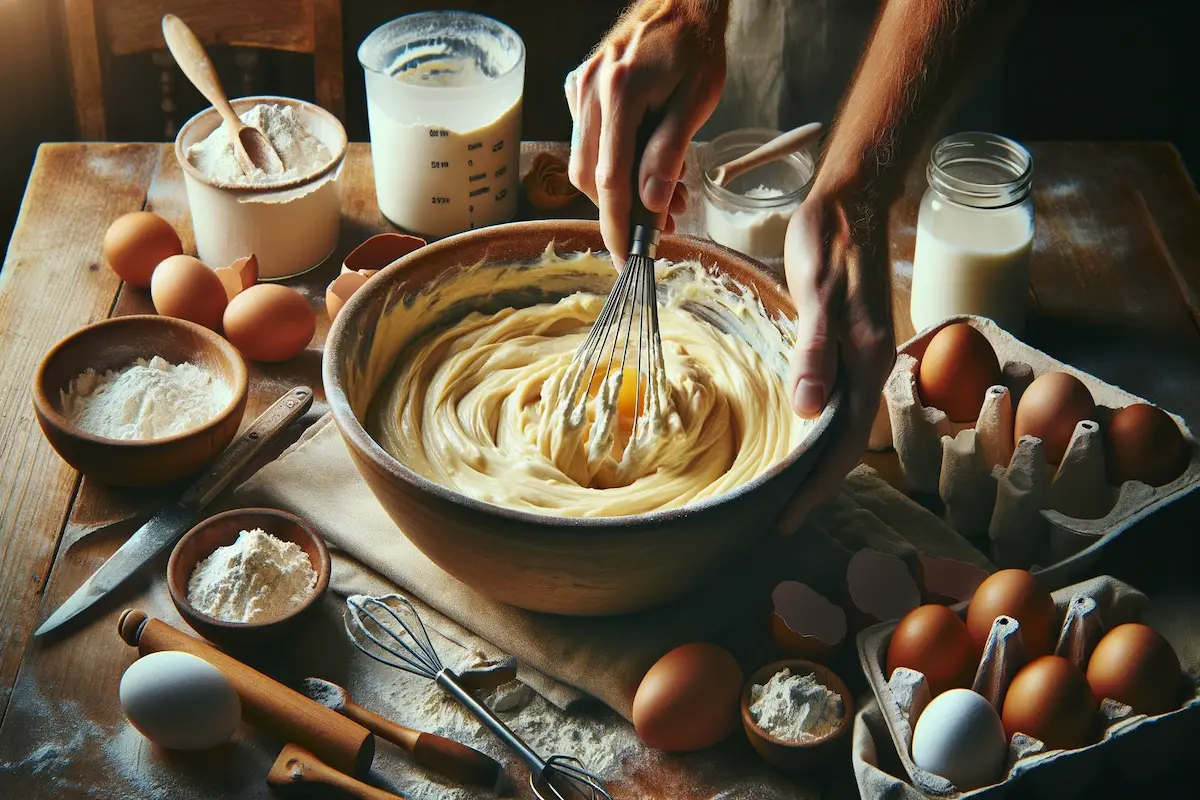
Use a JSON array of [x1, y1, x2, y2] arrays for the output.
[[910, 132, 1034, 334]]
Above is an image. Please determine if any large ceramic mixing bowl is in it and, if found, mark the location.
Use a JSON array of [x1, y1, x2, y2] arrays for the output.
[[324, 220, 841, 615]]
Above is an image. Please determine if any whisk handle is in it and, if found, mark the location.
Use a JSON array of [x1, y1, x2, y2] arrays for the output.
[[629, 110, 671, 246], [435, 668, 548, 777]]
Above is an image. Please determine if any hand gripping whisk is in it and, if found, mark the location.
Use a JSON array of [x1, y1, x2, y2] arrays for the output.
[[344, 595, 614, 800]]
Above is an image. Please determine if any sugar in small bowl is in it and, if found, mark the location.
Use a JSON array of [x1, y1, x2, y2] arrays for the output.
[[168, 508, 330, 646]]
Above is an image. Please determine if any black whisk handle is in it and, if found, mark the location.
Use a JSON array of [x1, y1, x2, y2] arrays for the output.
[[630, 109, 671, 235]]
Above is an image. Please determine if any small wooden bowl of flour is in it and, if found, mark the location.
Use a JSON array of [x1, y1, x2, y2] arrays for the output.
[[168, 507, 330, 647], [32, 314, 248, 487], [740, 659, 854, 773]]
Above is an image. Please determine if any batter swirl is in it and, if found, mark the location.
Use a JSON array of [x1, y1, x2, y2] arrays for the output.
[[364, 252, 808, 517]]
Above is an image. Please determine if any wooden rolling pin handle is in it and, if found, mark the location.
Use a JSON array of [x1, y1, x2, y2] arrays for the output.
[[118, 610, 375, 777], [343, 699, 502, 788], [269, 743, 405, 800]]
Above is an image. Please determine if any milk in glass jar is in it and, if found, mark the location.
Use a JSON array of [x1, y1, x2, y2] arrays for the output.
[[910, 133, 1034, 334]]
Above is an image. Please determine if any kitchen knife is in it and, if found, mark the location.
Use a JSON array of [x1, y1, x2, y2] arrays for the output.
[[35, 385, 315, 637]]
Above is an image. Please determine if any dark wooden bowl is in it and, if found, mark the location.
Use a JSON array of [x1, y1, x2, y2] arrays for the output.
[[32, 315, 248, 487], [740, 659, 854, 773], [324, 220, 843, 616], [167, 508, 331, 647]]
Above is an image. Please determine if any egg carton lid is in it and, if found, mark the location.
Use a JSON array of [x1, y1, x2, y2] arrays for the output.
[[893, 315, 1200, 588], [853, 574, 1200, 799]]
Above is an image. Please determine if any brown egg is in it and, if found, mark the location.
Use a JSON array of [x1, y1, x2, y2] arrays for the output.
[[1014, 372, 1096, 463], [918, 323, 1001, 422], [886, 605, 977, 697], [632, 642, 743, 752], [1085, 623, 1183, 716], [965, 569, 1058, 658], [1002, 655, 1097, 749], [150, 255, 226, 331], [1105, 403, 1190, 487], [103, 212, 183, 288], [223, 284, 316, 363]]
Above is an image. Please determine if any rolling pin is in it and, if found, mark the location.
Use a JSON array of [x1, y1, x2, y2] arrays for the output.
[[118, 609, 374, 776], [269, 743, 404, 800]]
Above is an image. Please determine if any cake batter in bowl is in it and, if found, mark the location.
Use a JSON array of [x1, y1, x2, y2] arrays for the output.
[[324, 221, 842, 615]]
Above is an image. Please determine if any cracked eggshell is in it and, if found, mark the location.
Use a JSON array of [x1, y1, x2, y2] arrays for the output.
[[918, 555, 990, 605], [327, 270, 371, 322], [213, 254, 258, 301], [342, 232, 426, 274], [770, 580, 847, 662], [844, 548, 922, 628]]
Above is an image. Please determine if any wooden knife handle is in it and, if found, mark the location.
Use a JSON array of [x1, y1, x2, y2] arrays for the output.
[[179, 386, 313, 510], [269, 743, 404, 800], [118, 609, 374, 777], [343, 700, 502, 788]]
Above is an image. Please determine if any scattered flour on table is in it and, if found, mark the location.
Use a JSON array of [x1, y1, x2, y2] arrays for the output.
[[187, 528, 317, 623], [61, 356, 232, 440], [748, 668, 844, 743], [187, 102, 332, 186]]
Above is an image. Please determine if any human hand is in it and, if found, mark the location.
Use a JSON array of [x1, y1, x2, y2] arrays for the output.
[[565, 0, 728, 260], [776, 190, 896, 534]]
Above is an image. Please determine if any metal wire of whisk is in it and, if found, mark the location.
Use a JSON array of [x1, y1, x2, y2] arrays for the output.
[[561, 123, 671, 439], [344, 594, 614, 800]]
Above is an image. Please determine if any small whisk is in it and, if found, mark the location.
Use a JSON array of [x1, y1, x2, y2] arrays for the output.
[[344, 594, 614, 800], [560, 126, 671, 442]]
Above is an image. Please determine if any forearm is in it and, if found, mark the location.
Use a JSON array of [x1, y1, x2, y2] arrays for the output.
[[814, 0, 1027, 210], [605, 0, 730, 47]]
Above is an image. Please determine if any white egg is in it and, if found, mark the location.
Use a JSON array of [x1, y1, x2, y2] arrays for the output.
[[912, 688, 1007, 791], [119, 651, 241, 750]]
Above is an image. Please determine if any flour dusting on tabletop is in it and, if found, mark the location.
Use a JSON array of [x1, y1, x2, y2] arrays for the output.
[[61, 356, 231, 440], [187, 103, 332, 186], [187, 529, 317, 623]]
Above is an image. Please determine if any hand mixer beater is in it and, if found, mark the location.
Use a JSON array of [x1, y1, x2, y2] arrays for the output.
[[558, 127, 673, 444], [344, 595, 614, 800]]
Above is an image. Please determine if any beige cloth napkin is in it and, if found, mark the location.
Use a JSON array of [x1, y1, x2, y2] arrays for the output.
[[234, 413, 992, 720]]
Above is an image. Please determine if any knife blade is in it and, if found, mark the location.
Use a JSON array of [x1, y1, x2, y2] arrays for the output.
[[35, 385, 315, 637]]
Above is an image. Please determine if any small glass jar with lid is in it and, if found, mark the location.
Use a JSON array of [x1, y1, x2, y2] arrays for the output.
[[700, 128, 815, 267], [910, 132, 1035, 334]]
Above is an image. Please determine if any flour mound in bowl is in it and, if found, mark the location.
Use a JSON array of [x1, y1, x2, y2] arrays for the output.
[[364, 250, 811, 517]]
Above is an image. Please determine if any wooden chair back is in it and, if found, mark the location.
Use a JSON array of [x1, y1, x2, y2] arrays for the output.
[[61, 0, 344, 140]]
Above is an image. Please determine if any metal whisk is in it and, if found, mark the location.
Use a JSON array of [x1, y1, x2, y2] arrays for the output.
[[344, 594, 614, 800], [560, 128, 671, 438]]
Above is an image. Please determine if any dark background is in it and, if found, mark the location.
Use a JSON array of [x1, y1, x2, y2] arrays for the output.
[[1, 0, 1196, 255]]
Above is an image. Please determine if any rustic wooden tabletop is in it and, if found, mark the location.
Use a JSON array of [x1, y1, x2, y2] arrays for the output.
[[2, 141, 1199, 798]]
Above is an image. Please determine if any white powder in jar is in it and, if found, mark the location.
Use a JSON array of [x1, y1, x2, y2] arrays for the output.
[[187, 529, 318, 623], [704, 184, 796, 260], [748, 668, 844, 743], [187, 103, 332, 186], [60, 355, 232, 440]]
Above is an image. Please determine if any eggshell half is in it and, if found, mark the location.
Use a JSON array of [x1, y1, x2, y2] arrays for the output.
[[632, 642, 743, 752], [119, 651, 240, 750], [770, 580, 846, 662], [327, 270, 371, 322], [214, 254, 259, 301]]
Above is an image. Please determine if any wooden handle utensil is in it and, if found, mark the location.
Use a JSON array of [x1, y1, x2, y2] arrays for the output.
[[712, 122, 824, 186], [118, 609, 374, 776], [303, 677, 502, 788], [269, 743, 404, 800]]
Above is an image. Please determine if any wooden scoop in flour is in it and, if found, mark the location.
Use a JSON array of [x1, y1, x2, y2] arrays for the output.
[[269, 744, 404, 800], [711, 122, 823, 187], [162, 14, 284, 176]]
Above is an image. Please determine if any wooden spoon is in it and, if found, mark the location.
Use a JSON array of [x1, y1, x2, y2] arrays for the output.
[[161, 14, 284, 176], [268, 743, 405, 800], [711, 122, 823, 187]]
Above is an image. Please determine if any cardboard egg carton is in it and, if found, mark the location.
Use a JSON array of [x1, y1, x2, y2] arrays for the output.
[[876, 316, 1200, 585], [856, 575, 1200, 798]]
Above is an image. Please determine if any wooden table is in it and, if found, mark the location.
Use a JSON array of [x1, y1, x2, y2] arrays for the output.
[[2, 141, 1200, 798]]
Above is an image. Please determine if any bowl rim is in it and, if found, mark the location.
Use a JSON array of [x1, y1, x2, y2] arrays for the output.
[[32, 314, 249, 448], [323, 219, 844, 529], [740, 658, 855, 748], [166, 507, 332, 629], [174, 94, 349, 193]]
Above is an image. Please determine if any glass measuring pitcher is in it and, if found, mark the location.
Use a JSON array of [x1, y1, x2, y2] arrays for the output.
[[359, 12, 526, 239]]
